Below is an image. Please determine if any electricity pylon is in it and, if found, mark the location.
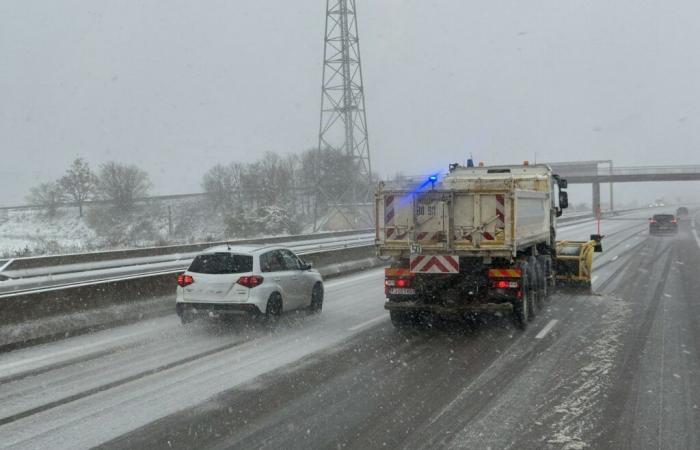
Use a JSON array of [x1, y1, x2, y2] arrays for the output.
[[318, 0, 372, 204]]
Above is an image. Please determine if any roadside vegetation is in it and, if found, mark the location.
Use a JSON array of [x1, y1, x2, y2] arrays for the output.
[[9, 149, 366, 257]]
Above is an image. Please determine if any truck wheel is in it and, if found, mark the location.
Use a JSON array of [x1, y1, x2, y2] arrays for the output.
[[513, 262, 530, 329], [390, 310, 414, 329], [537, 255, 552, 298], [526, 259, 539, 319], [513, 290, 528, 330], [545, 255, 556, 290]]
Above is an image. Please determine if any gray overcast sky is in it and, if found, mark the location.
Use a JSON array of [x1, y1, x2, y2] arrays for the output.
[[1, 0, 699, 206]]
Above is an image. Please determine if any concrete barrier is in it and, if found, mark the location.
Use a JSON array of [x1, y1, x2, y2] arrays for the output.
[[0, 245, 378, 327], [3, 229, 373, 272], [0, 245, 384, 350]]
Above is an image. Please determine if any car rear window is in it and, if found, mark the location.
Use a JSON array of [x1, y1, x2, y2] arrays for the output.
[[653, 214, 674, 222], [188, 253, 253, 274]]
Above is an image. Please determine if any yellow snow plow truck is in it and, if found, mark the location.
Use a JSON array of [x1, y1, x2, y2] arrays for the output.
[[375, 161, 602, 330]]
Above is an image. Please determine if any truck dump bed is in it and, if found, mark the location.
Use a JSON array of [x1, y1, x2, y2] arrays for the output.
[[376, 165, 555, 259]]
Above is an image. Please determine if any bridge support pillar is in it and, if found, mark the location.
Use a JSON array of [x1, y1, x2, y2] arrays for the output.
[[609, 182, 614, 211], [592, 181, 601, 215]]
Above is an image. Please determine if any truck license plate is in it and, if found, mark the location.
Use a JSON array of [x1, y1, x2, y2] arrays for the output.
[[389, 288, 416, 295]]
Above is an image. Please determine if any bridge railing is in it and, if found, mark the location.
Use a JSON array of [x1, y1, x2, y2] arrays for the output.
[[608, 165, 700, 176]]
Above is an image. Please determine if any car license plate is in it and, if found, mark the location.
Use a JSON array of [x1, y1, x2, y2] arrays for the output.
[[389, 288, 416, 295]]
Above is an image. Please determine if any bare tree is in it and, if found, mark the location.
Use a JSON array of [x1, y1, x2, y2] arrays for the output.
[[27, 182, 65, 217], [60, 157, 97, 217], [202, 162, 245, 209], [202, 164, 234, 209], [253, 152, 297, 207], [97, 162, 151, 211]]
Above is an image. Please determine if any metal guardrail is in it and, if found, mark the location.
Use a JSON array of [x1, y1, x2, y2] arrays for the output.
[[1, 228, 374, 273], [0, 234, 375, 297], [0, 207, 656, 299], [0, 240, 378, 299]]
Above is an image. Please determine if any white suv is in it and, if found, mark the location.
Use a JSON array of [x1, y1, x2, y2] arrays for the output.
[[175, 245, 324, 324]]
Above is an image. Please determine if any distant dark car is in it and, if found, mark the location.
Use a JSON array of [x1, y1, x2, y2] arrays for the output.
[[649, 214, 678, 235], [676, 207, 689, 220]]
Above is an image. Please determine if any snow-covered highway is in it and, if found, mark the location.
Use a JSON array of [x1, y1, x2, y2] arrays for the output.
[[1, 211, 699, 449]]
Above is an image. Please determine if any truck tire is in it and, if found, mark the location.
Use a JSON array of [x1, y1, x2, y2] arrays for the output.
[[537, 255, 552, 298], [513, 262, 530, 329], [390, 310, 415, 329], [542, 254, 555, 290], [526, 258, 540, 318]]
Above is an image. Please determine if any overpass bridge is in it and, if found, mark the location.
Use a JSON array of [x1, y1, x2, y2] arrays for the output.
[[548, 161, 700, 212]]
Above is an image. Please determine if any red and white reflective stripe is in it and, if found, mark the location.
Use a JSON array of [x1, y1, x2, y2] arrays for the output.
[[384, 195, 398, 240], [482, 232, 495, 241], [495, 194, 505, 228], [384, 195, 395, 226], [410, 255, 460, 273]]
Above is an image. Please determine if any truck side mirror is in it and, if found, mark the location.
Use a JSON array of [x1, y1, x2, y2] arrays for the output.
[[559, 179, 568, 189], [559, 191, 569, 209]]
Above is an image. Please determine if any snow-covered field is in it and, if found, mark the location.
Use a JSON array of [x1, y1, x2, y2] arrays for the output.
[[0, 207, 97, 257], [0, 197, 228, 257], [0, 196, 314, 258]]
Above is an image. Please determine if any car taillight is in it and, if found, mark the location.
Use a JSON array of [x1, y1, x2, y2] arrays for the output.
[[385, 278, 411, 288], [177, 274, 194, 287], [237, 275, 264, 288], [671, 219, 677, 224], [649, 219, 656, 224], [491, 280, 519, 289]]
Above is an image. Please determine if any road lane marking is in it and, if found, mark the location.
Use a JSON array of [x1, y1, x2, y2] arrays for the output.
[[535, 319, 559, 339], [0, 328, 158, 373], [591, 275, 599, 284], [693, 219, 700, 250], [348, 315, 387, 331], [325, 269, 384, 289]]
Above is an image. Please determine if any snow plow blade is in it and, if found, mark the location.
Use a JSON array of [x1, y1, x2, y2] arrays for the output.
[[555, 234, 603, 292]]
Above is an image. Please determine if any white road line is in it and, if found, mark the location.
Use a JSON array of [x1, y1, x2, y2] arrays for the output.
[[693, 219, 700, 250], [348, 315, 387, 332], [591, 275, 599, 285], [0, 329, 153, 372], [325, 269, 383, 289], [535, 319, 559, 339]]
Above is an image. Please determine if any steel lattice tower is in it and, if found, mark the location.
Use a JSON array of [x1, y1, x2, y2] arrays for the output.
[[318, 0, 372, 202]]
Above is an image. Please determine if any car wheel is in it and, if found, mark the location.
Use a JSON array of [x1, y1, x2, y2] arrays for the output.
[[308, 283, 324, 314], [179, 310, 195, 325], [265, 293, 283, 323]]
